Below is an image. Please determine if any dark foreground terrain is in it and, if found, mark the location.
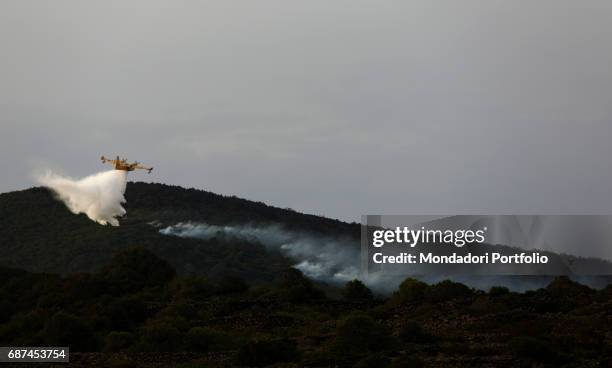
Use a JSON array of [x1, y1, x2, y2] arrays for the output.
[[1, 184, 611, 367], [0, 253, 611, 367]]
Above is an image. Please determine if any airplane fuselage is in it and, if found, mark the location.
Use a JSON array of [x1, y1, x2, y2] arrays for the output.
[[101, 155, 153, 173]]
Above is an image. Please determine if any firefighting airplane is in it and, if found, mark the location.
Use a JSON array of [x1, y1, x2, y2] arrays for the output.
[[101, 156, 153, 174]]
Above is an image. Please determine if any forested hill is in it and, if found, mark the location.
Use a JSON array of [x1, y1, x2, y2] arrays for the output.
[[0, 183, 357, 279], [2, 183, 612, 288], [123, 182, 359, 233]]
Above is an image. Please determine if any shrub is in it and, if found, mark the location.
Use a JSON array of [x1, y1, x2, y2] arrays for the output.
[[546, 276, 592, 296], [469, 294, 511, 315], [397, 278, 428, 304], [343, 280, 374, 301], [426, 280, 473, 302], [236, 338, 298, 367], [488, 286, 510, 297], [277, 268, 324, 303]]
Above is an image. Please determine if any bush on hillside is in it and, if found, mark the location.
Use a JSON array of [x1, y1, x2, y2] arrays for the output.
[[343, 280, 374, 302], [397, 278, 428, 304]]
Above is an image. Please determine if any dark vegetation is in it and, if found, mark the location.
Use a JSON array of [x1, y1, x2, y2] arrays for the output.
[[0, 184, 357, 279], [0, 251, 610, 367], [0, 184, 611, 366]]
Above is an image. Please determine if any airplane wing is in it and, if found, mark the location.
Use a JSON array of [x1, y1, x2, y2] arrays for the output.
[[133, 164, 153, 173], [101, 156, 118, 164]]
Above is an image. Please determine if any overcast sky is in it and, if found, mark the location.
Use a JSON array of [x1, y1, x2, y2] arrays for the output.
[[1, 1, 612, 222]]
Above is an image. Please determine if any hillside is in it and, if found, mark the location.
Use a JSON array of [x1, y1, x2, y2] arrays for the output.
[[1, 184, 612, 366], [0, 183, 355, 282], [0, 249, 611, 367], [2, 183, 612, 290]]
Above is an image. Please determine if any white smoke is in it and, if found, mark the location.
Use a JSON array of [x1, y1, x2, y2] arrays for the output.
[[159, 222, 612, 293], [38, 170, 128, 226], [160, 222, 363, 285]]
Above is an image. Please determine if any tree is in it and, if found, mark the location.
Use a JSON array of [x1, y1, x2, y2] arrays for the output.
[[488, 286, 510, 297], [342, 280, 373, 301], [397, 278, 428, 304], [277, 268, 324, 303], [426, 280, 473, 302]]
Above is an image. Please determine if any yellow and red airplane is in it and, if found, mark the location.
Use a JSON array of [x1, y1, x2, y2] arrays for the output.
[[101, 156, 153, 174]]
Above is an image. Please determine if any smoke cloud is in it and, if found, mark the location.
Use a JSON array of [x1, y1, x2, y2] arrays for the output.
[[160, 222, 612, 293], [160, 222, 363, 284], [38, 170, 128, 226]]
